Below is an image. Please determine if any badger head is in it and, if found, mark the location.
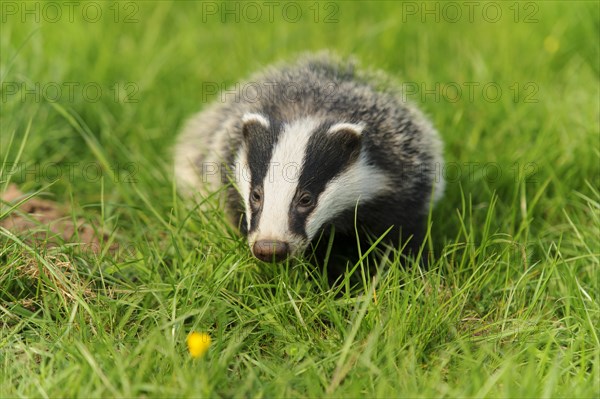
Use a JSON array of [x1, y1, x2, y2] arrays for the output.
[[233, 112, 391, 262]]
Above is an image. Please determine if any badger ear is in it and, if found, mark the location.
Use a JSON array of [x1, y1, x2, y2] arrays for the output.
[[327, 122, 365, 160], [327, 122, 365, 137], [242, 113, 270, 140]]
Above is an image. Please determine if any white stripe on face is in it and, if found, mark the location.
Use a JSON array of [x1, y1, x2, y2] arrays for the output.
[[305, 153, 392, 240], [249, 117, 320, 245], [233, 147, 252, 232]]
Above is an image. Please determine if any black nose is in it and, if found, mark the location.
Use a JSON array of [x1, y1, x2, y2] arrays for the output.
[[252, 240, 290, 262]]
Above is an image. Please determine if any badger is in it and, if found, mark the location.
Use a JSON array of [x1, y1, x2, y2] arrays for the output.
[[174, 53, 444, 263]]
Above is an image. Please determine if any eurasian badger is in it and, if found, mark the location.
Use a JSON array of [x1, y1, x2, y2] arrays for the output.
[[175, 53, 444, 263]]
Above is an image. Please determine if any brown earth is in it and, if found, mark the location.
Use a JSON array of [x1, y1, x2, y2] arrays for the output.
[[1, 183, 116, 254]]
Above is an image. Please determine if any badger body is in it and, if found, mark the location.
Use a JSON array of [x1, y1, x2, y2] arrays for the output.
[[175, 54, 444, 262]]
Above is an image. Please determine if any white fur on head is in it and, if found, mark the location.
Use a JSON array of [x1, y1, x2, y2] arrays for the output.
[[233, 147, 252, 232], [305, 153, 392, 240], [247, 117, 320, 254]]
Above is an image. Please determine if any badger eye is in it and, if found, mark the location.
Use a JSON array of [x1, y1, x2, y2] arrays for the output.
[[250, 188, 262, 205], [297, 192, 314, 209]]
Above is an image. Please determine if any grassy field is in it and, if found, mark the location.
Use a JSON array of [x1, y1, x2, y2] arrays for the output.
[[1, 1, 599, 397]]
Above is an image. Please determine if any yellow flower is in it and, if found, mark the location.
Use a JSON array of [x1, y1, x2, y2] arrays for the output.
[[187, 332, 211, 358]]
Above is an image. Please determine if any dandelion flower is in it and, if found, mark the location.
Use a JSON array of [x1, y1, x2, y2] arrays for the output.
[[187, 332, 211, 358]]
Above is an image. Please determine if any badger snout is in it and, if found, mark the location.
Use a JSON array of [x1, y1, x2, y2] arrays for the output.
[[252, 240, 290, 262]]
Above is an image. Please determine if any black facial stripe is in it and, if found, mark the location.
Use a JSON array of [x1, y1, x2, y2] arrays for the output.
[[243, 119, 281, 234], [244, 121, 279, 187], [289, 123, 363, 237], [249, 207, 261, 233], [248, 187, 262, 233]]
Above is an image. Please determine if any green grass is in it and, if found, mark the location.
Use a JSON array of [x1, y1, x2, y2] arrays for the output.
[[1, 1, 598, 397]]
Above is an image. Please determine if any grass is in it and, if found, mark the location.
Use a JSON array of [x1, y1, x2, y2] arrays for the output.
[[1, 1, 599, 397]]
